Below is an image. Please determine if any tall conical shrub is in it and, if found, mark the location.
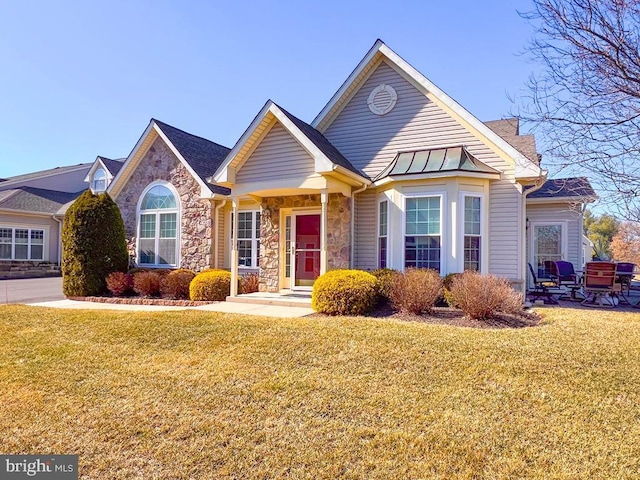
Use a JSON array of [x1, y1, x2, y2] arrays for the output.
[[62, 190, 128, 296]]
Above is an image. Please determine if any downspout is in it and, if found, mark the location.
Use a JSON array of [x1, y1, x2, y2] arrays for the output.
[[213, 199, 227, 269], [350, 183, 368, 269], [52, 215, 63, 266], [521, 176, 546, 294]]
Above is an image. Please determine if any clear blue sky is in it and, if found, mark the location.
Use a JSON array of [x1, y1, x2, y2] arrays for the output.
[[0, 0, 537, 178]]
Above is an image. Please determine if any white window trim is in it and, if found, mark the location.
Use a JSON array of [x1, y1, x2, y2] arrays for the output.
[[91, 168, 108, 193], [458, 192, 486, 273], [231, 210, 260, 269], [136, 181, 181, 268], [529, 220, 569, 267], [402, 192, 446, 273], [0, 225, 49, 261], [377, 198, 389, 269]]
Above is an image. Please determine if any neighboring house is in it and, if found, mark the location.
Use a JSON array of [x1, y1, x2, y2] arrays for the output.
[[5, 39, 597, 289], [0, 157, 124, 277]]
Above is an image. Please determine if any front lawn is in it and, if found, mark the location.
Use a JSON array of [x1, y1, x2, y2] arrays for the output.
[[1, 306, 639, 479]]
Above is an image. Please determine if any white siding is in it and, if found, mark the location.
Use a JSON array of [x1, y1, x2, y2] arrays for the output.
[[0, 213, 58, 262], [236, 123, 315, 183], [325, 60, 522, 279], [526, 203, 583, 268], [354, 190, 376, 270]]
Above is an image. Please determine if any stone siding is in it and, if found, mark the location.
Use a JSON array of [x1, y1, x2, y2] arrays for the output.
[[115, 137, 213, 271], [259, 193, 351, 292]]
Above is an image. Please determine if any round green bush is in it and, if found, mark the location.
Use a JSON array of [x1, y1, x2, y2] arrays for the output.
[[62, 190, 128, 296], [189, 269, 232, 301], [312, 269, 378, 316]]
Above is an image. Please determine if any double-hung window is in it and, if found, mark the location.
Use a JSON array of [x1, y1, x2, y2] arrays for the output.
[[138, 184, 179, 266], [378, 200, 388, 268], [463, 196, 482, 271], [232, 211, 261, 268], [404, 196, 441, 272], [0, 227, 45, 260]]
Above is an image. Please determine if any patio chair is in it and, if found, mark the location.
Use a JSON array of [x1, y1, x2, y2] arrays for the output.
[[554, 260, 583, 300], [615, 262, 635, 296], [528, 263, 562, 304], [581, 262, 617, 307]]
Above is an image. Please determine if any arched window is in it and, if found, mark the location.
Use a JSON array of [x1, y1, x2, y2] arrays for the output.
[[92, 168, 107, 193], [138, 183, 179, 266]]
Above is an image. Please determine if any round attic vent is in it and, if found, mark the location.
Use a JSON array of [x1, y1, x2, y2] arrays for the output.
[[367, 83, 397, 115]]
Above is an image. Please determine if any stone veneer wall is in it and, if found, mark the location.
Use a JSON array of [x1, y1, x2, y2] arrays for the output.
[[115, 137, 213, 272], [259, 193, 351, 292]]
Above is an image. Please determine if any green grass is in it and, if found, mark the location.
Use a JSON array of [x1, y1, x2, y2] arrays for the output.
[[1, 305, 639, 479]]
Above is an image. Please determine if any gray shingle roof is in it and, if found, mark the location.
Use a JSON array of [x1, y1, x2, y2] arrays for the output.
[[0, 187, 82, 213], [0, 163, 92, 190], [528, 177, 597, 199], [152, 119, 232, 195], [276, 105, 367, 179], [484, 118, 540, 164], [374, 146, 500, 181], [97, 156, 125, 176]]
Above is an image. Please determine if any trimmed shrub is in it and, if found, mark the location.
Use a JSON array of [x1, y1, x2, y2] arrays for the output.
[[62, 190, 128, 296], [312, 269, 378, 316], [162, 269, 196, 299], [449, 271, 524, 320], [442, 273, 462, 308], [240, 272, 260, 294], [190, 270, 231, 301], [371, 268, 401, 301], [133, 271, 162, 297], [105, 272, 133, 296], [389, 268, 443, 314], [128, 267, 150, 276]]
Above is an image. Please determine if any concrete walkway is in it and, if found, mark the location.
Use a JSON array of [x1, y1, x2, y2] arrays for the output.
[[25, 299, 315, 318]]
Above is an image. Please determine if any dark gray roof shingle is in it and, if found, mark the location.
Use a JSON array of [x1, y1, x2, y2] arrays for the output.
[[276, 105, 367, 180], [97, 156, 125, 176], [528, 177, 597, 199], [152, 119, 232, 195], [0, 187, 82, 213]]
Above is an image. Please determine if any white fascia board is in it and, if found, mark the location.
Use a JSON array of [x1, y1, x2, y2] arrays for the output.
[[268, 105, 335, 173], [152, 123, 214, 198], [527, 195, 597, 204], [372, 171, 500, 187], [0, 208, 53, 218], [83, 157, 114, 183], [311, 39, 384, 128], [329, 165, 371, 186], [107, 120, 156, 198], [212, 101, 275, 184]]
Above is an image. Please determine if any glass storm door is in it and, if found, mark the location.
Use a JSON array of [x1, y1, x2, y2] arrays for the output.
[[292, 213, 321, 289], [533, 224, 564, 277]]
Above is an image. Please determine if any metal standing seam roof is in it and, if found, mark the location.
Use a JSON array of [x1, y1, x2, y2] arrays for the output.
[[374, 146, 500, 181]]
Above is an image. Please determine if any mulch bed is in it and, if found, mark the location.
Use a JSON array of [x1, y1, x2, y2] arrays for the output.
[[68, 296, 214, 307], [311, 302, 541, 329]]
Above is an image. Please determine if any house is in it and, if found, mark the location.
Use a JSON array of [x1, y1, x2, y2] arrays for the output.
[[100, 39, 595, 295], [0, 157, 124, 277], [3, 39, 596, 289]]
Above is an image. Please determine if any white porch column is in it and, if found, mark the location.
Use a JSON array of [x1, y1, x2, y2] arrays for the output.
[[230, 197, 239, 297], [320, 189, 328, 275]]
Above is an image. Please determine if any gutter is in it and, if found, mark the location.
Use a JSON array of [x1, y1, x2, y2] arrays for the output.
[[521, 175, 547, 294]]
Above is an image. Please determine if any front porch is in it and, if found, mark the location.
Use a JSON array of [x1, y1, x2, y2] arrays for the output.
[[230, 192, 352, 295], [226, 290, 312, 307]]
